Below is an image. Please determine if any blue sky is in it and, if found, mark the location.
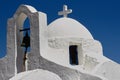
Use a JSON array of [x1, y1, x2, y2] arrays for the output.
[[0, 0, 120, 63]]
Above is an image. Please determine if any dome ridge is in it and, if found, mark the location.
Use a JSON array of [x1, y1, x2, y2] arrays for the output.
[[47, 17, 93, 39]]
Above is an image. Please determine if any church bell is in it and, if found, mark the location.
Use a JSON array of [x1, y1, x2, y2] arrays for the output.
[[21, 31, 30, 48]]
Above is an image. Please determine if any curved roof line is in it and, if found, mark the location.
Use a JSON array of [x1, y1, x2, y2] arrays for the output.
[[13, 4, 37, 18], [47, 17, 93, 39]]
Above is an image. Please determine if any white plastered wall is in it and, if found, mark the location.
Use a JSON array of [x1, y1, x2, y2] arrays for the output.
[[43, 37, 103, 72]]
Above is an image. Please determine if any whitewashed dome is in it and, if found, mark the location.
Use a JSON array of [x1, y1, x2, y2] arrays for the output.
[[10, 69, 62, 80], [47, 17, 93, 39]]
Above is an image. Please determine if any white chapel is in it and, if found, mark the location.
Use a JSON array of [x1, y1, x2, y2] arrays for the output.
[[0, 4, 120, 80]]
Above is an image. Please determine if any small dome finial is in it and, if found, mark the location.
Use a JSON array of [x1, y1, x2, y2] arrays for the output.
[[58, 5, 72, 17]]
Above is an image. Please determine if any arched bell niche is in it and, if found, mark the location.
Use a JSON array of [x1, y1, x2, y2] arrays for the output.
[[13, 6, 46, 73], [16, 13, 31, 73], [6, 5, 46, 79]]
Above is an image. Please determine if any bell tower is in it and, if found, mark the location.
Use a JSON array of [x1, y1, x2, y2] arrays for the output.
[[6, 4, 47, 77]]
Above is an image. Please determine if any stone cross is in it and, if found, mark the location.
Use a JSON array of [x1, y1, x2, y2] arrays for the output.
[[58, 5, 72, 17]]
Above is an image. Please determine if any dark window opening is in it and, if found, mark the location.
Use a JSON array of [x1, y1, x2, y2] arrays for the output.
[[69, 45, 78, 65]]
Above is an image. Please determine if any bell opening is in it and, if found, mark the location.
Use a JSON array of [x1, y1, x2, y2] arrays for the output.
[[17, 17, 31, 74], [21, 17, 31, 52]]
